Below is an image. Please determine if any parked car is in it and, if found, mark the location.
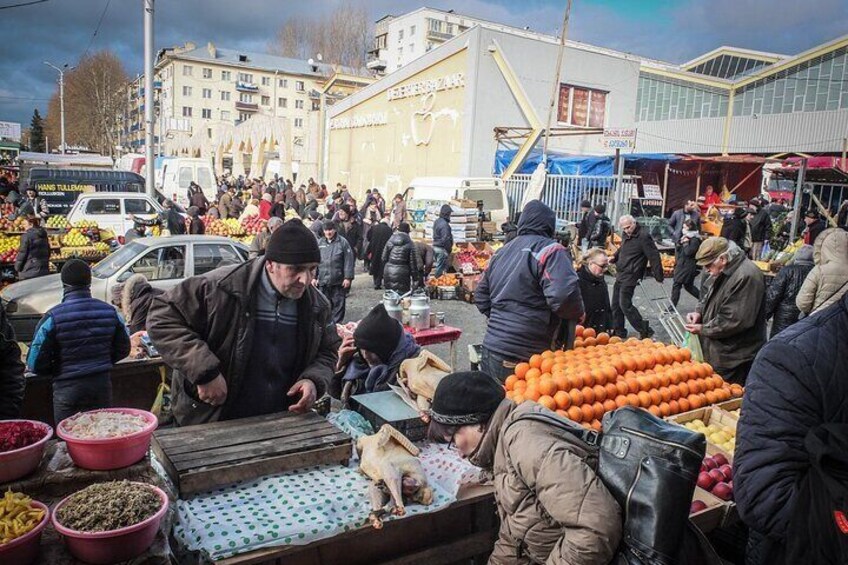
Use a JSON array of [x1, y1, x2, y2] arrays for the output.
[[1, 235, 248, 342], [67, 192, 165, 238]]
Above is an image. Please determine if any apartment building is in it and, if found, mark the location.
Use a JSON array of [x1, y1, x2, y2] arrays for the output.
[[368, 7, 554, 73], [120, 41, 371, 177]]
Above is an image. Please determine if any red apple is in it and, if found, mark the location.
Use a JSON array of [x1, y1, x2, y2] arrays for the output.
[[712, 482, 733, 501], [690, 500, 708, 514], [708, 469, 726, 484], [697, 472, 716, 491], [719, 464, 733, 481], [703, 456, 720, 470], [712, 453, 729, 467], [700, 463, 708, 473]]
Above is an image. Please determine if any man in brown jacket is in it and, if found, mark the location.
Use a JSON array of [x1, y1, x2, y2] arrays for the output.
[[428, 372, 622, 565], [684, 237, 766, 385], [147, 220, 340, 426]]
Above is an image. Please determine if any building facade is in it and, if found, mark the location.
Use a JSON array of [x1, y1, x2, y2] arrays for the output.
[[120, 42, 371, 178], [368, 7, 556, 74]]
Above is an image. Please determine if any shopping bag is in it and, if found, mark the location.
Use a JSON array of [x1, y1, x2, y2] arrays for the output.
[[150, 365, 171, 418], [683, 331, 704, 363]]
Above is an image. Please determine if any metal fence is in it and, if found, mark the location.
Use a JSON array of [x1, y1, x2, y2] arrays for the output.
[[503, 174, 640, 224]]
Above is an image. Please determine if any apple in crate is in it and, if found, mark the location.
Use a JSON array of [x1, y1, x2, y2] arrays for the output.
[[690, 500, 708, 514]]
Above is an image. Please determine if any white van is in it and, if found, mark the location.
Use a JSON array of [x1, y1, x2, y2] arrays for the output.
[[159, 158, 216, 208], [67, 192, 163, 238], [406, 177, 509, 225]]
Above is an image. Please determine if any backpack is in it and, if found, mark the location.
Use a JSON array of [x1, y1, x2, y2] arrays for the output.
[[515, 406, 720, 565]]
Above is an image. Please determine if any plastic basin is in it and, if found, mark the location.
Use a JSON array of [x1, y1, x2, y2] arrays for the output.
[[0, 420, 53, 483], [52, 483, 169, 565], [0, 500, 49, 565], [56, 408, 158, 471]]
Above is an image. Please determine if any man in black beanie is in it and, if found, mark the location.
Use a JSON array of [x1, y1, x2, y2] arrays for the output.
[[148, 220, 341, 426], [428, 371, 622, 564], [27, 259, 131, 422], [336, 303, 421, 399]]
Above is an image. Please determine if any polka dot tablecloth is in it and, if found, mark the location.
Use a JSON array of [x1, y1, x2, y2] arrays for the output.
[[172, 444, 482, 560]]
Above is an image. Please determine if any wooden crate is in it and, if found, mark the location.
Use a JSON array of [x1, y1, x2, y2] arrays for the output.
[[152, 411, 352, 497], [714, 398, 742, 421], [665, 407, 737, 455], [690, 487, 726, 533]]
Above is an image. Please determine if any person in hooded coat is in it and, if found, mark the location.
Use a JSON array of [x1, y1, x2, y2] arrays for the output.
[[432, 204, 453, 276], [796, 228, 848, 316], [764, 244, 814, 338], [366, 217, 393, 289], [381, 222, 421, 295], [671, 219, 702, 306], [475, 200, 584, 382], [15, 215, 50, 280], [120, 274, 165, 334]]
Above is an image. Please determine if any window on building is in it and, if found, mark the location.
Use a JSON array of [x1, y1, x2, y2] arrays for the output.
[[221, 91, 231, 101], [446, 23, 455, 35], [201, 108, 212, 119], [295, 99, 304, 109], [202, 67, 212, 79], [207, 128, 213, 138], [398, 47, 403, 59], [221, 110, 231, 121], [409, 43, 414, 54], [261, 95, 270, 106], [182, 65, 193, 76], [558, 84, 607, 127], [238, 112, 251, 122], [312, 99, 320, 111], [182, 106, 192, 117], [182, 86, 192, 96], [428, 18, 441, 32], [294, 118, 303, 128], [238, 72, 254, 84], [221, 70, 231, 81], [410, 24, 416, 36], [278, 97, 287, 108], [398, 29, 404, 42], [239, 93, 253, 103], [295, 80, 305, 92], [202, 88, 212, 99], [279, 78, 288, 88]]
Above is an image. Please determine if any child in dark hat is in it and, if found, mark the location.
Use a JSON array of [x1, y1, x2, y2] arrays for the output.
[[427, 371, 622, 563]]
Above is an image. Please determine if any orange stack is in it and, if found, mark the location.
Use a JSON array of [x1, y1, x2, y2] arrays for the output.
[[504, 327, 744, 431]]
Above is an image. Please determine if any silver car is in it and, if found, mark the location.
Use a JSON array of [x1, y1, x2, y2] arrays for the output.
[[1, 235, 248, 342]]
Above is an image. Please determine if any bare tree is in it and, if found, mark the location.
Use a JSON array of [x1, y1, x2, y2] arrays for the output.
[[45, 50, 128, 156], [268, 2, 372, 69]]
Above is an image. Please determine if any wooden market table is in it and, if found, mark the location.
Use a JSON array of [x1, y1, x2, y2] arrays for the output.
[[20, 356, 166, 427], [212, 485, 497, 565], [406, 325, 463, 369]]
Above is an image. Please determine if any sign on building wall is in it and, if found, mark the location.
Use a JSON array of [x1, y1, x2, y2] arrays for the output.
[[601, 127, 637, 149], [329, 112, 388, 130], [0, 121, 22, 142], [386, 72, 465, 101]]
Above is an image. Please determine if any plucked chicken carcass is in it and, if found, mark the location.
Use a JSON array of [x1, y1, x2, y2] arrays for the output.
[[397, 350, 451, 412], [356, 424, 433, 529]]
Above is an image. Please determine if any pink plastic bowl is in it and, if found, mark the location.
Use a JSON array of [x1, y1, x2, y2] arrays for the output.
[[56, 408, 158, 471], [0, 420, 53, 483], [52, 483, 169, 565], [0, 500, 49, 565]]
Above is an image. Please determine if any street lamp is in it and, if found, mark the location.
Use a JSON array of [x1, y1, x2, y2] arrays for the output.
[[44, 61, 74, 154]]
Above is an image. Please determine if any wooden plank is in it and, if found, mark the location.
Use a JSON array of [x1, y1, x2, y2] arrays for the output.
[[179, 443, 351, 497], [154, 417, 327, 454], [153, 411, 318, 438], [170, 428, 351, 470]]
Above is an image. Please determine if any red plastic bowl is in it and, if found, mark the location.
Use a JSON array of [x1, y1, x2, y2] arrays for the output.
[[0, 500, 49, 565], [52, 484, 168, 565], [56, 408, 158, 471], [0, 420, 53, 483]]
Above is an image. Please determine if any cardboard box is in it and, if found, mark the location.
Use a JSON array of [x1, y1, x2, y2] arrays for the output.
[[462, 273, 483, 292], [690, 487, 727, 533], [666, 407, 736, 457], [714, 398, 742, 421]]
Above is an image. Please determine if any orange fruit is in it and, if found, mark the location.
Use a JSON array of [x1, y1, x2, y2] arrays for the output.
[[525, 368, 542, 382], [515, 362, 530, 379], [583, 327, 597, 339], [581, 386, 596, 405], [513, 393, 526, 404], [530, 354, 544, 368], [634, 356, 647, 371], [573, 338, 584, 348], [611, 357, 626, 374], [648, 405, 661, 417], [554, 390, 571, 410], [616, 381, 629, 396], [604, 382, 618, 400], [581, 369, 596, 388], [524, 385, 541, 402], [622, 356, 637, 372], [581, 403, 595, 422], [556, 409, 568, 418], [603, 399, 617, 413], [658, 372, 670, 388], [539, 378, 558, 397], [591, 419, 602, 432], [541, 350, 555, 359], [678, 397, 691, 413], [636, 376, 651, 393], [567, 405, 583, 422], [615, 395, 628, 408], [505, 390, 514, 400], [575, 324, 585, 338], [593, 384, 607, 403], [659, 386, 672, 403], [609, 336, 623, 344], [505, 375, 518, 391], [626, 393, 640, 407], [688, 394, 703, 409], [626, 377, 640, 394], [659, 401, 671, 417], [592, 401, 605, 420], [678, 382, 690, 398], [602, 365, 617, 382], [591, 368, 606, 386], [689, 380, 702, 395], [649, 389, 662, 406], [668, 399, 680, 414], [637, 391, 652, 408], [540, 358, 556, 375], [569, 389, 584, 406], [583, 337, 597, 348], [704, 390, 717, 405], [596, 332, 610, 345], [679, 348, 692, 362], [730, 384, 744, 398], [567, 374, 584, 390], [539, 395, 557, 411], [554, 374, 570, 392]]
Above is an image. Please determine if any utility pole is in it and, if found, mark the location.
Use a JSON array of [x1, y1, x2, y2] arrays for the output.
[[143, 0, 155, 197], [790, 158, 807, 240], [44, 61, 71, 154]]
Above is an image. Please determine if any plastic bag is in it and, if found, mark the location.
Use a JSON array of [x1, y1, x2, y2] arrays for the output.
[[150, 365, 170, 418], [683, 331, 704, 363]]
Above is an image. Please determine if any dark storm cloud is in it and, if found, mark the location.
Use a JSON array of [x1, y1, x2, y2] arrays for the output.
[[1, 0, 845, 126]]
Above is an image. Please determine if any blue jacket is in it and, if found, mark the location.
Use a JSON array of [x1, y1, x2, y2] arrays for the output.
[[734, 293, 848, 564], [475, 201, 584, 360], [432, 205, 453, 251], [27, 287, 131, 383]]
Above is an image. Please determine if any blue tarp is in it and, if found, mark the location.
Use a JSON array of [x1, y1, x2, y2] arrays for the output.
[[493, 149, 681, 176]]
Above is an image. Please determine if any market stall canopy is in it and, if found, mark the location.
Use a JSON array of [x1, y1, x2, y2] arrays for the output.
[[773, 156, 848, 184], [493, 149, 680, 176]]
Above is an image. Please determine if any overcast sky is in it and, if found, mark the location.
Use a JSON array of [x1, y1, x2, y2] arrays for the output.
[[2, 0, 846, 126]]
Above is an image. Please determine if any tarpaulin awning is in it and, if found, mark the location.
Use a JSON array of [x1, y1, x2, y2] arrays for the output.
[[494, 149, 681, 176]]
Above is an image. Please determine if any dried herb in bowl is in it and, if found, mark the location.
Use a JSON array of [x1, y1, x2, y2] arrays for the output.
[[56, 481, 161, 532]]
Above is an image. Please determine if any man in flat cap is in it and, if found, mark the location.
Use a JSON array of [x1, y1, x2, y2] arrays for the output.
[[683, 237, 766, 385]]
